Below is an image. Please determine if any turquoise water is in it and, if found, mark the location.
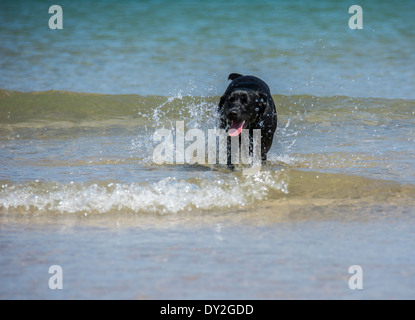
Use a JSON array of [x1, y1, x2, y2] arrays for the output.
[[1, 0, 415, 299], [1, 0, 415, 98]]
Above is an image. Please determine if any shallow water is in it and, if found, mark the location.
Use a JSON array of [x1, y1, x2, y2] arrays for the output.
[[2, 215, 415, 300], [1, 91, 415, 299], [1, 0, 415, 299]]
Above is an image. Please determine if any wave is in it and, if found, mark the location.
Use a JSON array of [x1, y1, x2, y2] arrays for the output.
[[1, 169, 414, 215]]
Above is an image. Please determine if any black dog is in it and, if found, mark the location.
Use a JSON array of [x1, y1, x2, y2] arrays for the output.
[[218, 73, 277, 163]]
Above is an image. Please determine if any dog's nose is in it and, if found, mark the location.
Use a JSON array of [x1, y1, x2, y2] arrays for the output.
[[228, 110, 238, 120]]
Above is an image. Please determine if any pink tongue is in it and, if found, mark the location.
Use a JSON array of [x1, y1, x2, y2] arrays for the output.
[[228, 121, 245, 137]]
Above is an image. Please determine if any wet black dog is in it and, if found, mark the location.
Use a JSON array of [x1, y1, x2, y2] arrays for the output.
[[218, 73, 277, 163]]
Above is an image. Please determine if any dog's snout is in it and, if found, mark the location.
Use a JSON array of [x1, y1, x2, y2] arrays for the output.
[[228, 110, 238, 119]]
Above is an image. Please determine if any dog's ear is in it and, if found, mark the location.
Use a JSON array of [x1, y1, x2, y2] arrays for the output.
[[228, 73, 243, 81], [218, 95, 228, 128], [256, 92, 269, 113], [218, 95, 227, 121], [218, 95, 225, 110]]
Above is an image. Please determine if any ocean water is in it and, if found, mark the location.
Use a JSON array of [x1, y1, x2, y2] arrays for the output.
[[1, 0, 415, 299], [1, 0, 415, 98]]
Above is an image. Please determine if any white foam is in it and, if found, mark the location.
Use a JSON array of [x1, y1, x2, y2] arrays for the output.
[[0, 171, 288, 215]]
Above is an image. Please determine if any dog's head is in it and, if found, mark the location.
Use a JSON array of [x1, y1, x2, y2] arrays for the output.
[[219, 89, 269, 136]]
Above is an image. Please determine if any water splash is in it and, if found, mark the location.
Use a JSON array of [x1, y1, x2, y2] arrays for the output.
[[130, 88, 220, 164]]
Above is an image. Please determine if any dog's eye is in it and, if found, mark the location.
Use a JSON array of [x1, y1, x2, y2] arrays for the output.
[[241, 95, 247, 104], [229, 97, 235, 103]]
